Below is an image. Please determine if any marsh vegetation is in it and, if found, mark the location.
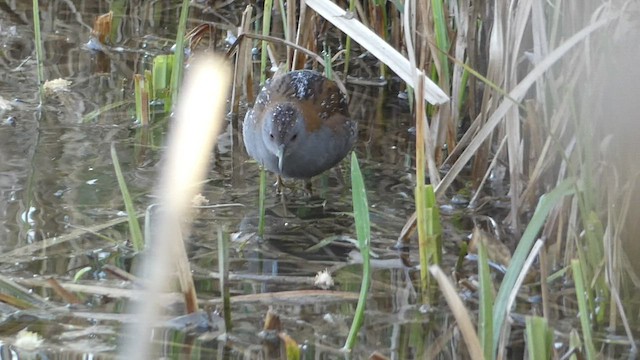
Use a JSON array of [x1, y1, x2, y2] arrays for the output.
[[0, 0, 638, 359]]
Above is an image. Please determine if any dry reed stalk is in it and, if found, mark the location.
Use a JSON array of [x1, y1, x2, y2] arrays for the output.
[[286, 0, 295, 69], [502, 0, 538, 233], [435, 16, 612, 198], [305, 0, 448, 105], [429, 265, 484, 360], [450, 0, 469, 150], [292, 0, 309, 69], [231, 5, 254, 115], [469, 1, 504, 193], [403, 0, 440, 186]]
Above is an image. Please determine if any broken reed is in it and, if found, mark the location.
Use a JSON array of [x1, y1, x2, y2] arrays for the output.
[[134, 74, 150, 125], [133, 54, 174, 125]]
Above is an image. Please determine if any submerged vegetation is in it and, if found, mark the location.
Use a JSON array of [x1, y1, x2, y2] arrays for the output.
[[0, 0, 639, 358]]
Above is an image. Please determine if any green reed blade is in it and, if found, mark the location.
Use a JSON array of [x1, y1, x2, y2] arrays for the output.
[[493, 178, 575, 354], [477, 238, 494, 360], [342, 0, 356, 77], [431, 0, 450, 86], [32, 0, 45, 101], [344, 152, 371, 351], [258, 167, 267, 237], [111, 143, 144, 251], [171, 0, 191, 106], [260, 0, 274, 85], [571, 259, 597, 360], [153, 54, 174, 112], [525, 316, 553, 360], [218, 228, 232, 332]]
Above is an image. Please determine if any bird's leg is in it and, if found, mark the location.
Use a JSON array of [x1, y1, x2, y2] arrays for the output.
[[280, 191, 289, 216], [275, 175, 285, 195], [333, 166, 346, 187], [304, 179, 313, 196], [272, 176, 291, 216], [274, 176, 300, 193]]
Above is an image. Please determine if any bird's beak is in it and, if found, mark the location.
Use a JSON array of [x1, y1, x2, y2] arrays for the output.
[[277, 144, 285, 173]]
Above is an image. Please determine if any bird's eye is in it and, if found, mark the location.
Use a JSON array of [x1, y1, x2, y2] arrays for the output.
[[270, 133, 275, 139], [291, 134, 298, 141]]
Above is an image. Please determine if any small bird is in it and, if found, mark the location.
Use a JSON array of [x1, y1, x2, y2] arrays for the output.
[[243, 70, 357, 179]]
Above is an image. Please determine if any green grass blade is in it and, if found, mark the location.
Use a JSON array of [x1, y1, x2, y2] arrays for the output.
[[134, 74, 149, 125], [153, 54, 174, 112], [83, 100, 131, 122], [32, 0, 45, 101], [431, 0, 450, 85], [73, 266, 93, 282], [111, 143, 144, 251], [581, 211, 607, 324], [424, 184, 442, 265], [457, 65, 470, 113], [342, 0, 356, 77], [0, 274, 53, 310], [571, 259, 597, 360], [493, 178, 575, 353], [171, 0, 191, 106], [260, 0, 274, 85], [477, 233, 494, 360], [525, 316, 553, 360], [218, 228, 231, 332], [258, 167, 266, 237], [343, 152, 371, 351], [417, 184, 442, 302], [569, 329, 582, 360], [323, 46, 333, 79], [277, 0, 288, 41]]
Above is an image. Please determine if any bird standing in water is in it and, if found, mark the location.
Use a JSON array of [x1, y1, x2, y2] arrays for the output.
[[243, 70, 357, 181]]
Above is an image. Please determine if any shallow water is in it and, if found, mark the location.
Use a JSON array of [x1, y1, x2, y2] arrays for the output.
[[0, 2, 451, 358], [0, 1, 629, 359]]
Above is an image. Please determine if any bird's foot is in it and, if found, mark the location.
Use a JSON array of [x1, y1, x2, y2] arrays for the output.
[[304, 180, 313, 197], [274, 176, 297, 194]]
